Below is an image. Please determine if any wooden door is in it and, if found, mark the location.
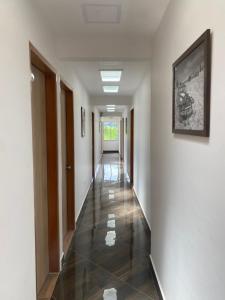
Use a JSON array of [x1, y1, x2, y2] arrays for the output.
[[92, 112, 95, 179], [31, 65, 49, 293], [30, 43, 59, 298], [130, 109, 134, 185], [60, 82, 75, 254]]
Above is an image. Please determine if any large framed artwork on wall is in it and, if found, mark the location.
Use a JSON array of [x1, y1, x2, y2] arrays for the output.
[[172, 29, 211, 136]]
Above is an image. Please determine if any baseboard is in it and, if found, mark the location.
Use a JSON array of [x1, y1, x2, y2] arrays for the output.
[[76, 179, 93, 227], [132, 186, 151, 230], [95, 154, 102, 178], [60, 252, 64, 269], [132, 187, 164, 300], [150, 255, 166, 300], [95, 164, 100, 178], [76, 156, 103, 227], [125, 172, 130, 183]]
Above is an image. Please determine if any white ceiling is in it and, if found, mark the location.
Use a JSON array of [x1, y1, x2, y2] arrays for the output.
[[97, 105, 126, 113], [34, 0, 169, 96], [35, 0, 170, 39], [72, 60, 150, 96]]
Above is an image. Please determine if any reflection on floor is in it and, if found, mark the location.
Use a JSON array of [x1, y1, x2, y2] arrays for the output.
[[52, 154, 160, 300]]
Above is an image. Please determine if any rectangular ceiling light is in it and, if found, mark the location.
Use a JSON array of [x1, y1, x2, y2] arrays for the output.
[[103, 86, 119, 93], [101, 70, 122, 82]]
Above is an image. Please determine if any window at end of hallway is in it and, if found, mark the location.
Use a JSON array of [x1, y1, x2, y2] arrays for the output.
[[103, 122, 119, 141]]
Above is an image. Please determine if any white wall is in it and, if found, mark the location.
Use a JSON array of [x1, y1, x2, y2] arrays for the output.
[[62, 64, 92, 222], [151, 1, 225, 299], [91, 95, 132, 106], [132, 72, 151, 227], [0, 1, 92, 299]]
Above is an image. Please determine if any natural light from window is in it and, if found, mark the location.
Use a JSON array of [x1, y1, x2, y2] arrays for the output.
[[103, 122, 119, 141]]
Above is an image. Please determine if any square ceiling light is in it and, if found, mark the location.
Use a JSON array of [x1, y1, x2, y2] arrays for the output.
[[103, 86, 119, 93], [82, 4, 121, 24], [106, 105, 115, 112], [100, 70, 122, 82]]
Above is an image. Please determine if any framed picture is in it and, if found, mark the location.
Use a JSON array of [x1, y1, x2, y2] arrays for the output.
[[172, 29, 211, 136], [125, 117, 128, 134], [81, 106, 85, 137]]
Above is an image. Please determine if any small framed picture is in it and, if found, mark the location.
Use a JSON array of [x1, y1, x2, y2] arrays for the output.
[[172, 29, 211, 136], [81, 106, 85, 137], [125, 117, 128, 134]]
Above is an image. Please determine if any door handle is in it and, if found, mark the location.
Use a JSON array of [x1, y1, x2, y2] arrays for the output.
[[66, 165, 72, 170]]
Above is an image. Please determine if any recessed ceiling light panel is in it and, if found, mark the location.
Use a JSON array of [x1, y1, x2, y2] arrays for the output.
[[103, 86, 119, 93], [83, 4, 121, 24], [101, 70, 122, 82]]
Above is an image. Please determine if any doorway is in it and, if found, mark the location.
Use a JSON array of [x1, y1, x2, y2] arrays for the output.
[[60, 81, 75, 256], [92, 112, 95, 179], [120, 118, 124, 161], [130, 109, 134, 185], [30, 44, 59, 299]]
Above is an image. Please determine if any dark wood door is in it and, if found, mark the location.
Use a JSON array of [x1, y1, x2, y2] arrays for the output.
[[65, 87, 75, 231], [92, 112, 95, 179], [130, 109, 134, 185], [60, 81, 75, 254]]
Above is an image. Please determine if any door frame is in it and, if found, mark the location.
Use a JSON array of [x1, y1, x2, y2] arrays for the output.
[[60, 80, 75, 247], [92, 112, 95, 179], [30, 43, 60, 291], [130, 109, 134, 185]]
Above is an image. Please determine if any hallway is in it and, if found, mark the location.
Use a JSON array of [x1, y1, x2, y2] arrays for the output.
[[52, 154, 160, 300]]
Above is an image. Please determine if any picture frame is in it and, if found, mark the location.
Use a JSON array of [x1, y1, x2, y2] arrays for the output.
[[125, 117, 128, 134], [81, 106, 85, 137], [172, 29, 211, 137]]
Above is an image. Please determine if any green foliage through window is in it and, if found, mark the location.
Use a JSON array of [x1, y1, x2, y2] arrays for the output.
[[103, 122, 119, 141]]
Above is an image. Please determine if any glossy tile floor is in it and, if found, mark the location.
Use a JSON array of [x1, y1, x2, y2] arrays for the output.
[[52, 154, 160, 300]]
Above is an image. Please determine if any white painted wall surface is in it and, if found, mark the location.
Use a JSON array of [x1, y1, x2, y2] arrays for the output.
[[103, 140, 119, 152], [91, 96, 132, 106], [0, 1, 92, 299], [151, 1, 225, 299], [132, 72, 151, 228]]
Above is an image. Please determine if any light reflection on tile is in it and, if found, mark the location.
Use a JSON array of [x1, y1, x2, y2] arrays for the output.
[[104, 164, 119, 181], [105, 231, 116, 246], [109, 190, 114, 194], [109, 194, 115, 199], [103, 288, 117, 300], [108, 213, 115, 219], [107, 219, 115, 228]]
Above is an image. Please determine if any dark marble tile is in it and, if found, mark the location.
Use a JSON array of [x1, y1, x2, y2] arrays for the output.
[[52, 154, 159, 300]]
